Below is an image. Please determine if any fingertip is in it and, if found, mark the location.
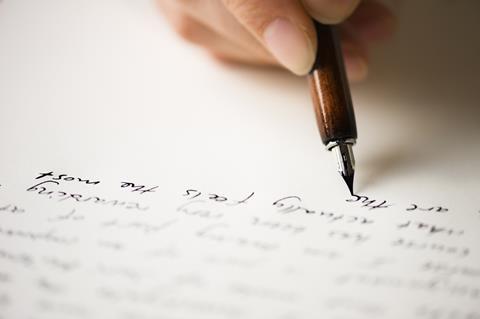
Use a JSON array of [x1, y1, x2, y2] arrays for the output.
[[342, 42, 369, 81], [346, 0, 397, 42], [263, 18, 316, 75], [303, 0, 361, 24], [344, 55, 368, 82], [221, 0, 318, 76]]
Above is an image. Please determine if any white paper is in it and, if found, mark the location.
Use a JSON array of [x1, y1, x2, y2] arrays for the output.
[[1, 1, 479, 318]]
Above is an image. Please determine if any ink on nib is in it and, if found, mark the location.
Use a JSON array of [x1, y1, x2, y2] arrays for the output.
[[342, 173, 354, 196], [331, 141, 356, 196]]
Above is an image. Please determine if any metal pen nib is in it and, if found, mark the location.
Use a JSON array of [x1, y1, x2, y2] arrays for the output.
[[308, 22, 358, 197], [329, 140, 356, 195]]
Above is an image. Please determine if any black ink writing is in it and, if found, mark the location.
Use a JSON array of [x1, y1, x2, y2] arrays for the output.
[[101, 218, 177, 235], [337, 273, 480, 301], [97, 240, 125, 251], [38, 277, 65, 294], [120, 182, 158, 194], [176, 201, 223, 219], [272, 196, 315, 214], [346, 195, 392, 211], [0, 204, 25, 214], [421, 261, 480, 279], [48, 209, 85, 222], [183, 189, 255, 206], [391, 238, 469, 258], [303, 247, 341, 260], [43, 256, 79, 272], [251, 217, 305, 235], [27, 180, 149, 211], [197, 223, 278, 251], [35, 171, 100, 185], [407, 204, 449, 213], [0, 248, 34, 267], [0, 227, 77, 245], [397, 220, 464, 236], [329, 230, 370, 244], [416, 305, 480, 319], [272, 196, 373, 225]]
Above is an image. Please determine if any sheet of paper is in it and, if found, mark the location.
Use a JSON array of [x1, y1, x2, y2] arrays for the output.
[[1, 0, 479, 318]]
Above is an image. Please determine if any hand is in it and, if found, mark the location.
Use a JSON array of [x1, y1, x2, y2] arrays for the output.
[[157, 0, 395, 81]]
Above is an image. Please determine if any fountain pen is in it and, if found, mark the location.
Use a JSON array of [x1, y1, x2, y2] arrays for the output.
[[308, 21, 357, 195]]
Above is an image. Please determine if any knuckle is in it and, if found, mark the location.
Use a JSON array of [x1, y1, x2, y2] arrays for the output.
[[222, 0, 270, 33], [174, 0, 194, 8]]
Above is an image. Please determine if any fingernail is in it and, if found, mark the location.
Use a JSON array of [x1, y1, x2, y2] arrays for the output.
[[263, 18, 315, 75]]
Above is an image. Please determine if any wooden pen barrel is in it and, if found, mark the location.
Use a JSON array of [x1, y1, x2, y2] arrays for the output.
[[308, 22, 357, 146]]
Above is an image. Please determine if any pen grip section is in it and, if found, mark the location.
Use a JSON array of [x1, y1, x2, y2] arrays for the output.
[[308, 22, 357, 145]]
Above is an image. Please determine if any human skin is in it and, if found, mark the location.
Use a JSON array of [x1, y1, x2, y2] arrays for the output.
[[157, 0, 396, 81]]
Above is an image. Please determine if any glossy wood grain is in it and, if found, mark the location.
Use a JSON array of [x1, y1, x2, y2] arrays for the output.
[[308, 22, 357, 145]]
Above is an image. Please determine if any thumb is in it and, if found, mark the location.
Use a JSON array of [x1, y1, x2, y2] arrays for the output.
[[222, 0, 317, 75]]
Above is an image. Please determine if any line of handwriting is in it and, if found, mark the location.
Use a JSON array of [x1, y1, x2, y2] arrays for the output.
[[272, 196, 374, 225], [26, 180, 149, 211], [183, 189, 255, 206]]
